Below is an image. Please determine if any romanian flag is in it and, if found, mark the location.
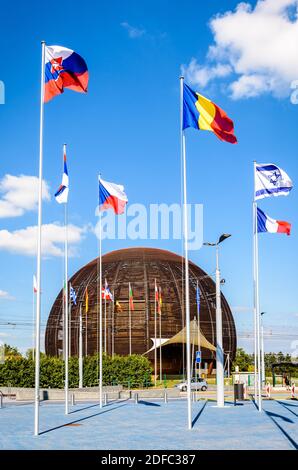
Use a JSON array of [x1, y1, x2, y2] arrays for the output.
[[129, 283, 134, 311], [115, 301, 122, 312], [183, 83, 237, 144]]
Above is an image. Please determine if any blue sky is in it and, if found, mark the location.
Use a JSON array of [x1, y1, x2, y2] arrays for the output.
[[0, 0, 297, 354]]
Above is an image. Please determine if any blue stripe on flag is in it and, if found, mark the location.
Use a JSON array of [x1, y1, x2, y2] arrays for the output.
[[256, 164, 278, 172], [257, 207, 268, 233], [255, 187, 292, 197]]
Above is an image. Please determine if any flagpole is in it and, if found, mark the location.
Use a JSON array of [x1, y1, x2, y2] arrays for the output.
[[159, 298, 162, 382], [32, 279, 35, 362], [104, 284, 107, 354], [154, 279, 157, 386], [180, 76, 192, 430], [191, 318, 195, 379], [197, 280, 201, 378], [34, 40, 45, 437], [99, 208, 103, 408], [253, 161, 262, 411], [129, 282, 132, 356], [79, 303, 83, 389], [253, 201, 257, 402], [63, 144, 69, 415], [85, 300, 88, 356], [112, 290, 115, 357], [255, 201, 262, 411]]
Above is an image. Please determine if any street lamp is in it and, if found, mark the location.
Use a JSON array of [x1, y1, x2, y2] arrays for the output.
[[204, 233, 231, 408], [260, 312, 266, 384]]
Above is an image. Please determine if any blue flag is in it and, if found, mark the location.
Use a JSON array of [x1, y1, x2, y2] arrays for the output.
[[196, 286, 200, 313], [70, 285, 77, 305]]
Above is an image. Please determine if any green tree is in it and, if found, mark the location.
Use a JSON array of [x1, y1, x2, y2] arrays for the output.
[[232, 348, 253, 371], [4, 343, 22, 359]]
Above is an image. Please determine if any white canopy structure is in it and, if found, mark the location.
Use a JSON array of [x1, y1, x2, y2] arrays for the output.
[[144, 319, 216, 355]]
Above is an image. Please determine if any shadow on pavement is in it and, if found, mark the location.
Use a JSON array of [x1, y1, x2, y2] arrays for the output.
[[192, 400, 208, 427], [264, 409, 297, 450], [276, 401, 298, 418], [138, 400, 160, 407], [40, 403, 127, 436]]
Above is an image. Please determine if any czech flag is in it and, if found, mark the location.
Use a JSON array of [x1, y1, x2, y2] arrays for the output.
[[257, 207, 291, 236], [44, 45, 88, 103], [55, 148, 69, 204], [98, 177, 128, 214], [183, 83, 237, 144]]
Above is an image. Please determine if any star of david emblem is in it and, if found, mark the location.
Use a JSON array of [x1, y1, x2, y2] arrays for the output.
[[268, 170, 281, 186]]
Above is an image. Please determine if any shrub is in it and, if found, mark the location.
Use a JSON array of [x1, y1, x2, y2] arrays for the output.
[[0, 353, 152, 388]]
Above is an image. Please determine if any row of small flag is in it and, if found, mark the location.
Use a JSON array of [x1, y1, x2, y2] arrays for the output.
[[33, 273, 164, 315], [66, 281, 163, 315]]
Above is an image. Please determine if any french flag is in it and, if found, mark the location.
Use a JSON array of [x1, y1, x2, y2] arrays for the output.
[[98, 177, 128, 215], [44, 45, 88, 103], [257, 207, 291, 236]]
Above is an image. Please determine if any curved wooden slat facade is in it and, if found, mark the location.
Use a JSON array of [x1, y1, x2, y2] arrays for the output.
[[45, 247, 237, 374]]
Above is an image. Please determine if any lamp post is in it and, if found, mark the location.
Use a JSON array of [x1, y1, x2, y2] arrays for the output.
[[260, 312, 266, 384], [204, 233, 231, 408]]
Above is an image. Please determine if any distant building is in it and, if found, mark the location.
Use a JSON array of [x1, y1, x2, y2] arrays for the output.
[[45, 247, 236, 374]]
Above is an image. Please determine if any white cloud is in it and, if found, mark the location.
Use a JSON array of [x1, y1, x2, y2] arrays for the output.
[[232, 306, 252, 313], [183, 0, 298, 99], [0, 290, 14, 300], [0, 332, 13, 338], [0, 174, 50, 218], [182, 59, 232, 88], [0, 223, 86, 257], [121, 22, 146, 38]]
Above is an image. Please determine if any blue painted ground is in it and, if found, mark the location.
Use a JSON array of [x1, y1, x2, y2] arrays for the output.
[[0, 399, 297, 450]]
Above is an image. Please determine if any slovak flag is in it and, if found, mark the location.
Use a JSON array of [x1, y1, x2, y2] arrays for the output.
[[98, 177, 128, 214], [257, 207, 291, 236], [44, 45, 88, 103], [55, 147, 69, 204]]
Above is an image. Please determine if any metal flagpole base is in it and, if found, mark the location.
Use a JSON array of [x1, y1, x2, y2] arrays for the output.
[[210, 405, 231, 408]]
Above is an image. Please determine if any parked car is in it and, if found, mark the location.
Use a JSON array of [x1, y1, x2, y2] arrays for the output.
[[176, 378, 208, 392]]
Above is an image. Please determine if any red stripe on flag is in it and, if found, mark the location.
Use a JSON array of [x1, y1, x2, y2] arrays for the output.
[[277, 221, 291, 235]]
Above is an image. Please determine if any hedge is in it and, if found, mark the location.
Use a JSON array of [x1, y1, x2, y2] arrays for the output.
[[0, 353, 152, 389]]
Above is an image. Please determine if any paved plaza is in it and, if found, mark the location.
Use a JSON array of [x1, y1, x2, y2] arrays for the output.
[[0, 398, 297, 450]]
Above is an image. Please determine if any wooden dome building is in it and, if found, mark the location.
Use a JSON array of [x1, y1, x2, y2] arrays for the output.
[[45, 247, 236, 374]]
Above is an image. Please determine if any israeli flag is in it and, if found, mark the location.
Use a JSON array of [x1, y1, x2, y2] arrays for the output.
[[255, 163, 293, 200]]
